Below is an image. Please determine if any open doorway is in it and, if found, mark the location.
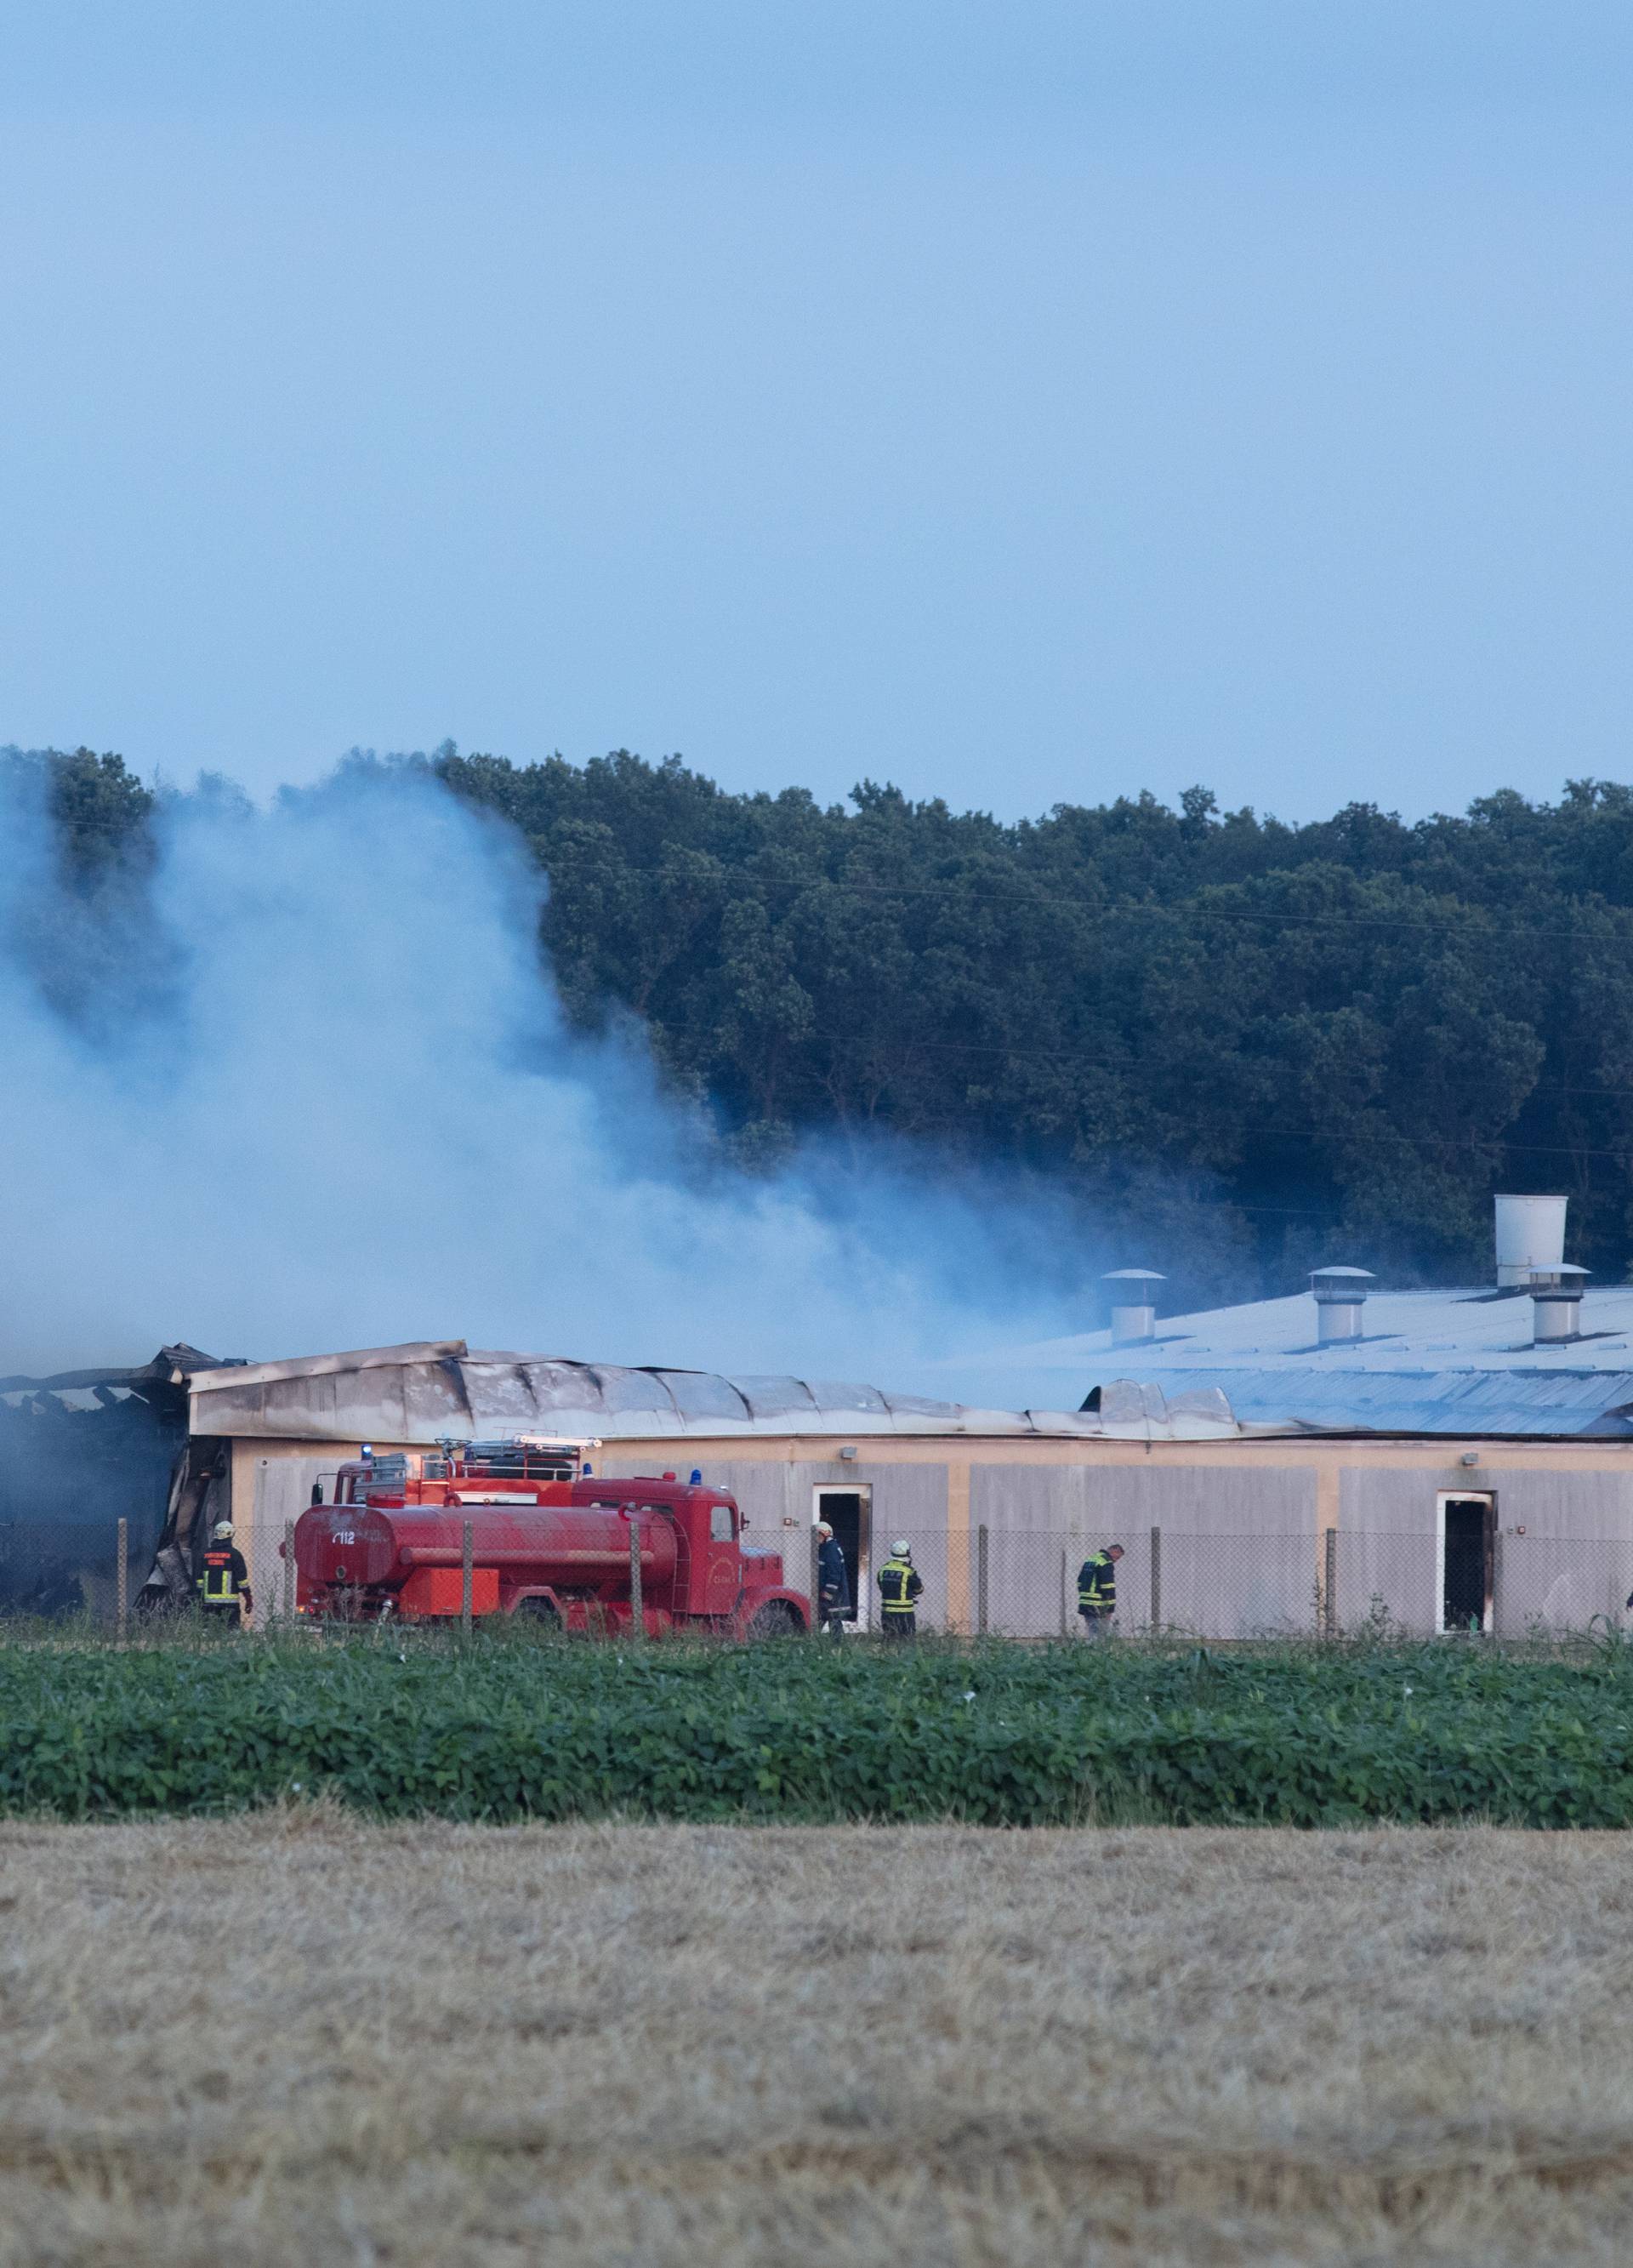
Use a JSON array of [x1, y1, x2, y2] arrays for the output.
[[1437, 1494, 1495, 1633], [813, 1486, 871, 1628]]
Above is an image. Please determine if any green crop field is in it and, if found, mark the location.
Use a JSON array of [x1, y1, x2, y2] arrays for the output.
[[4, 1628, 1633, 1826]]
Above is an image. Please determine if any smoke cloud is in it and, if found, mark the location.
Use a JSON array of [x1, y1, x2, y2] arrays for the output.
[[0, 759, 1101, 1398]]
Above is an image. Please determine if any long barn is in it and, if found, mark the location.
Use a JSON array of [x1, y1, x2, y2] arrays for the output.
[[9, 1200, 1632, 1636], [162, 1316, 1633, 1640]]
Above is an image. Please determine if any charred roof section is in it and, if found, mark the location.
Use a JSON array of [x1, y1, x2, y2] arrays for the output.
[[183, 1340, 1255, 1443], [0, 1345, 222, 1615]]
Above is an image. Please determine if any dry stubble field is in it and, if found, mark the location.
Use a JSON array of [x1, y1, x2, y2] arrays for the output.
[[2, 1812, 1631, 2265]]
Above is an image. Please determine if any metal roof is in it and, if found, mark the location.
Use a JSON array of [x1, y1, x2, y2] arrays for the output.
[[180, 1341, 1254, 1445], [1089, 1366, 1633, 1437], [975, 1285, 1633, 1437]]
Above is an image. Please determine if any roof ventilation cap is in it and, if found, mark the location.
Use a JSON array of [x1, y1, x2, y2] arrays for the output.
[[1529, 1262, 1590, 1344], [1311, 1266, 1374, 1345], [1495, 1194, 1568, 1288], [1103, 1268, 1165, 1348]]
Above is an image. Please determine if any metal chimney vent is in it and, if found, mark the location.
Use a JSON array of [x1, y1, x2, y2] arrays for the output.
[[1311, 1266, 1374, 1345], [1103, 1268, 1165, 1347], [1494, 1194, 1568, 1288], [1529, 1263, 1590, 1344]]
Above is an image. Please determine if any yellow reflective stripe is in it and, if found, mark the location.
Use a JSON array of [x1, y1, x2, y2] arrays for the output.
[[879, 1559, 915, 1610]]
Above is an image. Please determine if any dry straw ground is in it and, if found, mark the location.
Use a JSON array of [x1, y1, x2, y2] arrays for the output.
[[2, 1812, 1631, 2265]]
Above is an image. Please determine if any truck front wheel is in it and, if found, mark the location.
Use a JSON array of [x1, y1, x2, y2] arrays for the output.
[[745, 1600, 800, 1640]]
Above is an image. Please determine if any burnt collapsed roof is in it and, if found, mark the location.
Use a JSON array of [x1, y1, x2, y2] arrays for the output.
[[0, 1347, 219, 1614], [180, 1339, 1255, 1443], [0, 1344, 222, 1403]]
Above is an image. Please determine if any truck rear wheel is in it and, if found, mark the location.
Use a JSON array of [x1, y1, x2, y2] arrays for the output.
[[515, 1598, 561, 1632], [746, 1600, 800, 1639]]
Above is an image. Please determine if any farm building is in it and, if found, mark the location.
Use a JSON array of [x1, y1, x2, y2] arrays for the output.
[[7, 1199, 1633, 1637]]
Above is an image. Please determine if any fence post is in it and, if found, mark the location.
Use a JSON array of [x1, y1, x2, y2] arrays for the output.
[[1492, 1526, 1504, 1639], [629, 1512, 645, 1639], [1323, 1528, 1338, 1638], [282, 1519, 295, 1625], [461, 1519, 474, 1635], [1060, 1548, 1068, 1638], [976, 1524, 989, 1636], [810, 1528, 822, 1635], [1148, 1525, 1161, 1633], [116, 1518, 128, 1643]]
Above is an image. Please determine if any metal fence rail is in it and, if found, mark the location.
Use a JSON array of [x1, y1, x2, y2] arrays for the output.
[[813, 1527, 1633, 1642], [8, 1516, 1633, 1642]]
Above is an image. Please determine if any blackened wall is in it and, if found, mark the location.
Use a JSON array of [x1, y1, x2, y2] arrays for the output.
[[0, 1390, 185, 1615]]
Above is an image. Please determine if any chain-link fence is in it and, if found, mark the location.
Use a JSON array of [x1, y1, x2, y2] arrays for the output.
[[806, 1527, 1633, 1642], [11, 1514, 1633, 1642], [815, 1527, 1323, 1640]]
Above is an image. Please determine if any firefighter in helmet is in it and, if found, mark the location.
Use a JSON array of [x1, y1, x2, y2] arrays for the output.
[[876, 1538, 924, 1638], [1077, 1542, 1124, 1640], [815, 1519, 851, 1634], [197, 1520, 253, 1629]]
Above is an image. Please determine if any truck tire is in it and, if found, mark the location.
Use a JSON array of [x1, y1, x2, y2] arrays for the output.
[[515, 1597, 562, 1631], [746, 1599, 800, 1639]]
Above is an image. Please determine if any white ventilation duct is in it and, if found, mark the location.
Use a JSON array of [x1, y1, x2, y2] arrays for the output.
[[1494, 1194, 1568, 1288], [1311, 1266, 1374, 1344], [1530, 1263, 1590, 1343], [1103, 1268, 1165, 1347]]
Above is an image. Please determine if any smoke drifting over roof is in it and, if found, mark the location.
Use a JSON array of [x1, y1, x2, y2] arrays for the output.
[[0, 759, 1089, 1387]]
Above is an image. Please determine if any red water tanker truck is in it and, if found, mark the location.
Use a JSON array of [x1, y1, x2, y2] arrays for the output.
[[289, 1441, 810, 1638]]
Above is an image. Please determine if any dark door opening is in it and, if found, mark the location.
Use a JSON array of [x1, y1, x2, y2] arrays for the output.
[[816, 1490, 864, 1624], [1442, 1496, 1494, 1633]]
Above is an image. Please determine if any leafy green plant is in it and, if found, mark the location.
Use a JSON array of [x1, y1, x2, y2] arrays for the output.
[[3, 1633, 1632, 1827]]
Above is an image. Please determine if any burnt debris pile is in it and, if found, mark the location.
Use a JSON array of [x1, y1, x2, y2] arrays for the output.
[[0, 1347, 213, 1616]]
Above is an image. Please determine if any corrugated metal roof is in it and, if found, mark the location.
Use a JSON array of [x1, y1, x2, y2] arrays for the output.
[[1090, 1366, 1633, 1436], [971, 1285, 1633, 1436], [182, 1342, 1253, 1444]]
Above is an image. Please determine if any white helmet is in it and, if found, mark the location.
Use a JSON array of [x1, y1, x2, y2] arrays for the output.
[[891, 1538, 910, 1557], [815, 1520, 834, 1537], [212, 1520, 234, 1541]]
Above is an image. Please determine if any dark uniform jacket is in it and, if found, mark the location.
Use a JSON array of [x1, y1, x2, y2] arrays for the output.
[[878, 1556, 924, 1614], [1078, 1551, 1117, 1617], [198, 1546, 251, 1611], [816, 1535, 851, 1614]]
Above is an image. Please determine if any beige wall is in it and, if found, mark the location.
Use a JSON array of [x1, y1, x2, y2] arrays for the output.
[[214, 1427, 1633, 1637], [595, 1430, 1633, 1637]]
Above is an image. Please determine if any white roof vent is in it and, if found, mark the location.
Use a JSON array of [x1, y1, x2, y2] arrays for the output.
[[1529, 1263, 1590, 1344], [1494, 1194, 1568, 1288], [1103, 1268, 1165, 1348], [1311, 1266, 1374, 1345]]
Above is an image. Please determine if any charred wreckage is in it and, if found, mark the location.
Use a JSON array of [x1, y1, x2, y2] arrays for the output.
[[0, 1344, 238, 1616]]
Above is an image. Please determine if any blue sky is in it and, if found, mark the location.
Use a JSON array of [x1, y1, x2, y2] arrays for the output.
[[2, 3, 1630, 819]]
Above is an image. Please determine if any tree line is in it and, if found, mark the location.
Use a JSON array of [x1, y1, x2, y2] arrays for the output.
[[17, 739, 1633, 1303]]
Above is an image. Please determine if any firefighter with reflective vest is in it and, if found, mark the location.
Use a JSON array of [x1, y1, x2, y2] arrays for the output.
[[877, 1539, 924, 1637], [197, 1520, 252, 1628], [1077, 1543, 1124, 1640]]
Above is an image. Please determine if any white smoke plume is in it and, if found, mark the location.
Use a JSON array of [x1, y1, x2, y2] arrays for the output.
[[0, 759, 1101, 1396]]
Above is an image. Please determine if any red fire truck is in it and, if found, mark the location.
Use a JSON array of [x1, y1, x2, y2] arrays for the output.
[[289, 1439, 808, 1638]]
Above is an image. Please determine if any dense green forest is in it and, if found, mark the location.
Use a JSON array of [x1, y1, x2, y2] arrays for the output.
[[16, 741, 1633, 1297]]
